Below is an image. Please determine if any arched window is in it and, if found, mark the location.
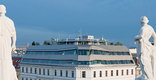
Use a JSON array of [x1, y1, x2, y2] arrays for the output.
[[116, 70, 118, 76], [93, 71, 96, 78], [131, 69, 133, 75], [100, 71, 102, 77], [82, 71, 86, 78], [127, 69, 129, 75], [105, 71, 108, 77], [111, 70, 113, 76], [55, 70, 57, 76], [121, 70, 124, 76]]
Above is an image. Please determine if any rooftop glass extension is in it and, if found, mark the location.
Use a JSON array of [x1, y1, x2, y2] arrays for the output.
[[57, 35, 107, 45], [21, 59, 134, 65], [26, 50, 130, 55]]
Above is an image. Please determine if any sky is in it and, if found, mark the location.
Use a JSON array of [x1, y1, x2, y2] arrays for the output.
[[1, 0, 156, 47]]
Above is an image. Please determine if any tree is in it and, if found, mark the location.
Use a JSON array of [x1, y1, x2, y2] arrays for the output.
[[115, 42, 123, 46], [43, 40, 50, 45], [51, 38, 57, 44], [36, 42, 40, 45], [101, 42, 107, 45], [32, 41, 36, 46]]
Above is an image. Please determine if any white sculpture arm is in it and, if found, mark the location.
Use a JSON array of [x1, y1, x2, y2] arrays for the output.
[[11, 33, 16, 50], [135, 35, 142, 41], [11, 22, 16, 52], [152, 30, 156, 46], [135, 28, 144, 41]]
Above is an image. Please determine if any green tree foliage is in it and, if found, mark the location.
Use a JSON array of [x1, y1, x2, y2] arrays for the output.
[[115, 42, 123, 46], [32, 41, 40, 46], [101, 42, 107, 45], [36, 42, 40, 45], [43, 40, 50, 45], [51, 38, 57, 44], [32, 41, 36, 46]]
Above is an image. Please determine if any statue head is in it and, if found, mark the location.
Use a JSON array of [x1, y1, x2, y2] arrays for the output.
[[141, 16, 149, 25], [0, 5, 6, 16]]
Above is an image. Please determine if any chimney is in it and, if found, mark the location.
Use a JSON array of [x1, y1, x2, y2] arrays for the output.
[[26, 42, 29, 48], [110, 43, 114, 45]]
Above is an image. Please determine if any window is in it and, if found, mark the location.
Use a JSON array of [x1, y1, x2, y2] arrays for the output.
[[127, 69, 129, 75], [93, 71, 96, 78], [26, 67, 28, 73], [66, 70, 68, 77], [30, 67, 32, 73], [43, 69, 45, 75], [64, 50, 76, 55], [77, 50, 90, 55], [72, 71, 74, 78], [121, 70, 124, 76], [111, 70, 113, 76], [100, 71, 102, 77], [79, 61, 89, 65], [35, 68, 37, 74], [105, 71, 108, 77], [22, 58, 133, 65], [47, 69, 50, 76], [82, 71, 86, 78], [55, 70, 57, 76], [60, 70, 62, 77], [116, 70, 118, 76], [131, 69, 133, 75], [22, 67, 24, 73], [26, 50, 130, 55], [39, 68, 41, 75], [91, 50, 102, 55]]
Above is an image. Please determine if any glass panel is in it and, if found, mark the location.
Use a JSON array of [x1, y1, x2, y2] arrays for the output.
[[64, 50, 76, 55], [22, 59, 133, 65], [26, 50, 130, 55], [77, 50, 90, 55], [104, 52, 110, 55]]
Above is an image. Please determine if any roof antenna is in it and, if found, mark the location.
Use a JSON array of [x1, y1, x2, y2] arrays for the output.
[[78, 29, 82, 38]]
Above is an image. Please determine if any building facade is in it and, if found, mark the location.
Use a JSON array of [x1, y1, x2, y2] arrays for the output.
[[20, 36, 136, 80], [12, 46, 27, 80]]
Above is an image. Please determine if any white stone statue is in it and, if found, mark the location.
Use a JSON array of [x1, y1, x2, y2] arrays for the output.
[[135, 16, 156, 80], [0, 5, 18, 80]]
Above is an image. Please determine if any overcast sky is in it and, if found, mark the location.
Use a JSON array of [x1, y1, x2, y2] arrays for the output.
[[2, 0, 156, 47]]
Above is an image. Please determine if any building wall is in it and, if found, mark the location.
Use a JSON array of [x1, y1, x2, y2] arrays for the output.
[[12, 57, 22, 69], [76, 66, 135, 80], [20, 64, 136, 80], [20, 64, 76, 80], [16, 69, 21, 80]]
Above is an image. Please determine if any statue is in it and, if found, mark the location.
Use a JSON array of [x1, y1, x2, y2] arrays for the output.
[[0, 5, 18, 80], [135, 16, 156, 80]]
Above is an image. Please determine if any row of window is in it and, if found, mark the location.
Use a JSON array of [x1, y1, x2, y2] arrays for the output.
[[22, 59, 134, 65], [82, 69, 134, 78], [26, 49, 130, 55], [21, 78, 40, 80], [21, 67, 74, 78], [21, 67, 134, 79], [22, 67, 50, 76]]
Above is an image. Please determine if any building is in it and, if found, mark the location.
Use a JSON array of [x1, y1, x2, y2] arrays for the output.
[[12, 56, 22, 79], [12, 46, 27, 80], [20, 35, 136, 80], [57, 35, 107, 45], [129, 48, 138, 65], [129, 48, 141, 78]]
